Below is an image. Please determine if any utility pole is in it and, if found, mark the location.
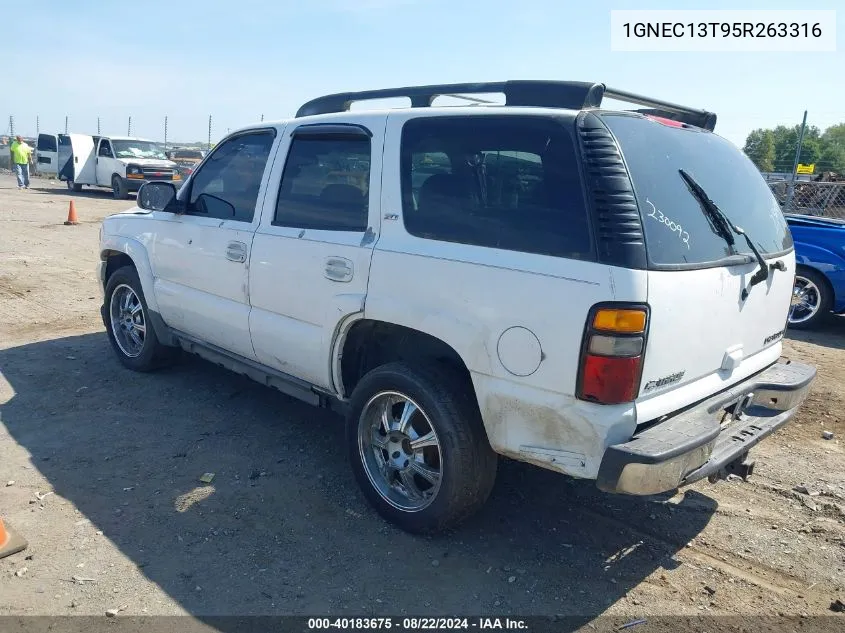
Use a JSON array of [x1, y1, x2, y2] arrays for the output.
[[97, 117, 101, 135], [786, 110, 808, 212], [36, 115, 40, 136], [164, 116, 168, 149], [207, 115, 212, 151], [127, 116, 132, 137], [65, 116, 68, 134], [9, 115, 14, 136], [260, 114, 264, 122]]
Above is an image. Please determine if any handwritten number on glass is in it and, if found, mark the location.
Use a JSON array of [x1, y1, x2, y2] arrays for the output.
[[646, 199, 690, 250]]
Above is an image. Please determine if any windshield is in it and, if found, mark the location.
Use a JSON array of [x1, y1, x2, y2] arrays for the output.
[[112, 140, 167, 160], [602, 113, 793, 266]]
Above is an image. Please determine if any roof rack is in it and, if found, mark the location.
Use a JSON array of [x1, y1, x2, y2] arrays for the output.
[[294, 80, 717, 131]]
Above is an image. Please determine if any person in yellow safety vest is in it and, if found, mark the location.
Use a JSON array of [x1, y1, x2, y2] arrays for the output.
[[10, 135, 34, 189]]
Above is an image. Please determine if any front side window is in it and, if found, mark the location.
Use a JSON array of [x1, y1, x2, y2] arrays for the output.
[[187, 131, 275, 223], [98, 141, 113, 158], [400, 116, 592, 259], [274, 137, 371, 231]]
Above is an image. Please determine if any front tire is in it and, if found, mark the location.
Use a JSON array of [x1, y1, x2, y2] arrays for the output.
[[112, 175, 129, 200], [104, 266, 175, 371], [346, 362, 497, 534], [788, 267, 832, 330]]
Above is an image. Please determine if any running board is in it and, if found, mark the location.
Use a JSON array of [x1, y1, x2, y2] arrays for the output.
[[173, 331, 346, 413]]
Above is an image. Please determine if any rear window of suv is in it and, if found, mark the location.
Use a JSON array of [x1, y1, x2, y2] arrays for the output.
[[400, 116, 593, 260], [602, 113, 793, 267]]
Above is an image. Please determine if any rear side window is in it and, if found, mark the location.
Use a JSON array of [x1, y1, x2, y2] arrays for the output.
[[400, 116, 592, 260], [37, 134, 57, 152], [274, 137, 370, 232], [602, 114, 793, 266]]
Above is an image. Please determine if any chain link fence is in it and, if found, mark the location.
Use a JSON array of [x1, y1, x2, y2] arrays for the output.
[[768, 180, 845, 219]]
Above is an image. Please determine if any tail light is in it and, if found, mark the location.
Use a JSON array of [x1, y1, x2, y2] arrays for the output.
[[577, 304, 649, 405]]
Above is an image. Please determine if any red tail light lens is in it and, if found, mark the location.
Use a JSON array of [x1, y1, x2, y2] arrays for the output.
[[580, 355, 642, 404], [577, 305, 649, 405]]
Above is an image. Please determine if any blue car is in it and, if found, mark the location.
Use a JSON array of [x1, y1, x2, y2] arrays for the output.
[[785, 213, 845, 329]]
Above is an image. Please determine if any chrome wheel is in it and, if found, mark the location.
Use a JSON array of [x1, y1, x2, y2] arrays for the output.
[[109, 284, 146, 358], [788, 275, 822, 325], [357, 392, 442, 512]]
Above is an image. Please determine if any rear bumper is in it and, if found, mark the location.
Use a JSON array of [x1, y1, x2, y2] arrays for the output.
[[596, 359, 816, 496]]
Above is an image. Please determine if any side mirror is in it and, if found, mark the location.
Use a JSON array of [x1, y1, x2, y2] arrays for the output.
[[138, 181, 178, 212]]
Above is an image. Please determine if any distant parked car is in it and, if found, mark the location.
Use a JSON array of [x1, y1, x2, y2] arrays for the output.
[[785, 213, 845, 329]]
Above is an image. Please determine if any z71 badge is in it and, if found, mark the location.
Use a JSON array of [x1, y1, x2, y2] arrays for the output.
[[643, 371, 686, 392]]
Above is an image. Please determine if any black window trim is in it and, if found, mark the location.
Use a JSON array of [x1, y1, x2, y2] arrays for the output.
[[181, 126, 278, 223], [271, 131, 372, 232], [399, 113, 598, 262], [594, 111, 794, 272], [291, 123, 372, 140]]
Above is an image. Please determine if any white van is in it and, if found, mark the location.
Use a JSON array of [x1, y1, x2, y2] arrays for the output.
[[58, 134, 182, 199]]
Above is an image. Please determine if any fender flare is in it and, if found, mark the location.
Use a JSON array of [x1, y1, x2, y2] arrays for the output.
[[100, 235, 158, 312], [100, 236, 178, 345]]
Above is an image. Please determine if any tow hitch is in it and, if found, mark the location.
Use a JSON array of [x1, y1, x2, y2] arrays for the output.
[[708, 453, 756, 483]]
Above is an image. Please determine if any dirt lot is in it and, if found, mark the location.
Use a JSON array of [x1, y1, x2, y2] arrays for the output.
[[1, 175, 844, 629]]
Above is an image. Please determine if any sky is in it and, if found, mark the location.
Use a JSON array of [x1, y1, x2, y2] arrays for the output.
[[3, 0, 841, 149]]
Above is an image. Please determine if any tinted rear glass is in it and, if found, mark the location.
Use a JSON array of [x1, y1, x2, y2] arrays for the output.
[[603, 114, 792, 266], [38, 134, 57, 152]]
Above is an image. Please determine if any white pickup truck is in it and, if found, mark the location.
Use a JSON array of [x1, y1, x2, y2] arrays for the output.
[[97, 80, 816, 534]]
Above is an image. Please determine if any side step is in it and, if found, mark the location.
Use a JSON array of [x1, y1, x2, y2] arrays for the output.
[[174, 332, 347, 414]]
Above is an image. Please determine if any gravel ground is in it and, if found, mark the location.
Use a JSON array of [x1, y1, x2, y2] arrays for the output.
[[0, 176, 843, 630]]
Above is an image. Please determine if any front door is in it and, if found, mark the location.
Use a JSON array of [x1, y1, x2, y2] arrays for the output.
[[96, 139, 115, 186], [249, 117, 385, 389], [150, 128, 279, 360]]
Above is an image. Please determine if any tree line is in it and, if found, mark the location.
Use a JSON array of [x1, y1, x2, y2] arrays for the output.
[[743, 123, 845, 175]]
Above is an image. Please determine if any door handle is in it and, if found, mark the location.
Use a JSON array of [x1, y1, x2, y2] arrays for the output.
[[225, 241, 247, 263], [324, 257, 353, 282]]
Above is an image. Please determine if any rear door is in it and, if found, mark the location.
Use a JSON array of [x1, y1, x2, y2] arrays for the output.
[[600, 114, 795, 421], [248, 117, 384, 390], [68, 134, 96, 184], [36, 134, 58, 175]]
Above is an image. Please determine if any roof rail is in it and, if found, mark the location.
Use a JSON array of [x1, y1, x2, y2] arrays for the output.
[[294, 80, 717, 130]]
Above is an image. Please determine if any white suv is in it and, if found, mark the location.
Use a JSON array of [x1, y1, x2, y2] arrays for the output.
[[98, 81, 816, 534]]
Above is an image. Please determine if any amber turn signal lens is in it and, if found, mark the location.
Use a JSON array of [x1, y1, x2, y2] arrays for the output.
[[592, 309, 646, 334]]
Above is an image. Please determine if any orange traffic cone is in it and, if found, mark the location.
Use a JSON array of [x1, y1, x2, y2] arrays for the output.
[[64, 200, 79, 226], [0, 517, 27, 560]]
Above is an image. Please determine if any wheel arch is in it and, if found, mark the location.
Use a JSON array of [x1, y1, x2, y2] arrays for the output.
[[100, 237, 159, 313], [795, 262, 837, 307], [337, 319, 478, 402]]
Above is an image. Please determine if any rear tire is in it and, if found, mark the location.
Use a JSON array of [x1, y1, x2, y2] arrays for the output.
[[104, 265, 176, 371], [346, 362, 497, 534], [67, 180, 82, 192], [112, 175, 129, 200], [788, 267, 832, 330]]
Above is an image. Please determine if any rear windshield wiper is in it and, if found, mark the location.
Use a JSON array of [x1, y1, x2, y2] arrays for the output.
[[678, 169, 773, 301]]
